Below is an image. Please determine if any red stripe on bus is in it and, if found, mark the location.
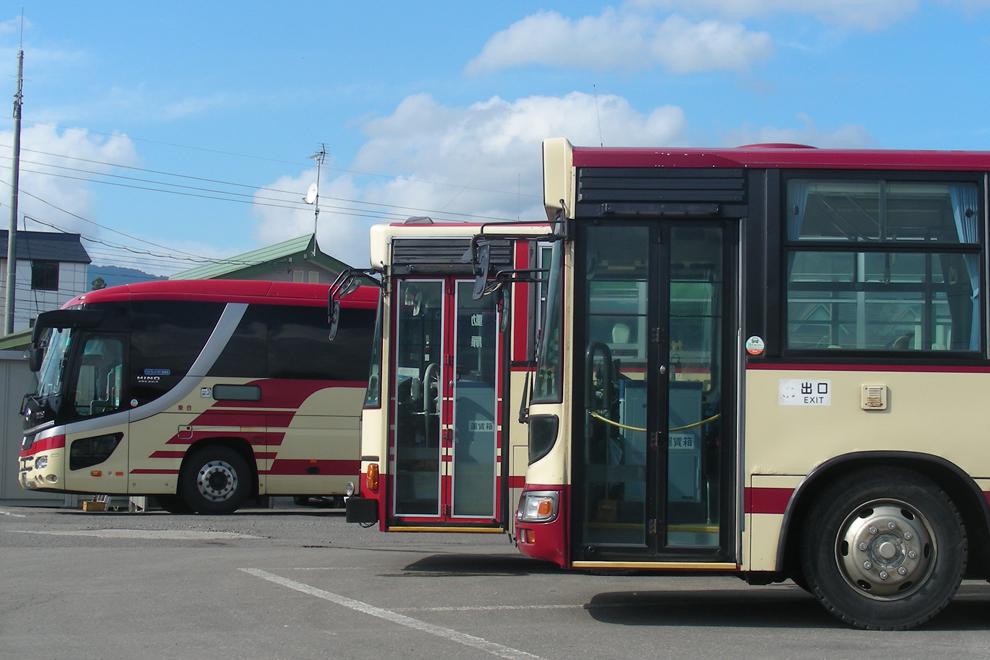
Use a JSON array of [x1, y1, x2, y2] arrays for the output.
[[262, 459, 360, 476], [149, 451, 186, 459], [744, 487, 793, 514], [746, 362, 990, 373], [513, 239, 530, 363], [19, 435, 66, 457], [130, 468, 179, 475], [508, 476, 525, 488], [252, 452, 277, 460]]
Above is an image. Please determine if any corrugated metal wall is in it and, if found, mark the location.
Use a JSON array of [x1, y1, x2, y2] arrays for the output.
[[0, 350, 71, 506]]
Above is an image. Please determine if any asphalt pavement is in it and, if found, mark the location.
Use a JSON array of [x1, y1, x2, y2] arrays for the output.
[[2, 504, 990, 659]]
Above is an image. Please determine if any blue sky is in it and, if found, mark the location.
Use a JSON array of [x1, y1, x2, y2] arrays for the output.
[[1, 1, 989, 274]]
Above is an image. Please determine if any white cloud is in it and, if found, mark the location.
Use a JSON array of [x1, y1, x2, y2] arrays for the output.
[[467, 9, 772, 75], [726, 114, 872, 148], [252, 92, 687, 266], [0, 123, 139, 234], [631, 0, 919, 30]]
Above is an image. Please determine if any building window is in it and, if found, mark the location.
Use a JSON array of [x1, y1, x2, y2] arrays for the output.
[[31, 260, 59, 291], [785, 178, 982, 353]]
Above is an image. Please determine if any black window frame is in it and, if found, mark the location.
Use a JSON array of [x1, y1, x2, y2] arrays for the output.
[[779, 169, 987, 361]]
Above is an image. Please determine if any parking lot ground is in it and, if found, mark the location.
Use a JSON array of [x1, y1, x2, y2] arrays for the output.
[[3, 505, 990, 659]]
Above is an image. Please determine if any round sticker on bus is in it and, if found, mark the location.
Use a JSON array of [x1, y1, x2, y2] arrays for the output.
[[745, 336, 766, 356]]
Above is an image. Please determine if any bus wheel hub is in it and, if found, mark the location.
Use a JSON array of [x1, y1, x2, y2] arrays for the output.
[[837, 500, 934, 600], [197, 460, 238, 502]]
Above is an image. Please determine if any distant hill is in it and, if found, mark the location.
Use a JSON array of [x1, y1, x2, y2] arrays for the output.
[[87, 265, 165, 290]]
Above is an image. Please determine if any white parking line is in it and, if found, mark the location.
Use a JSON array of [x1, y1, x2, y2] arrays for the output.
[[286, 567, 364, 571], [397, 604, 578, 612], [240, 568, 543, 660], [0, 509, 27, 518]]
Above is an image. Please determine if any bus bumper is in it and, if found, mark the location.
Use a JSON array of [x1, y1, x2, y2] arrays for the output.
[[345, 496, 378, 524]]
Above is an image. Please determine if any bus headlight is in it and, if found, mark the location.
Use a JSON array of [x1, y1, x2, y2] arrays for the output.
[[345, 481, 355, 497], [516, 490, 559, 523], [34, 455, 48, 470]]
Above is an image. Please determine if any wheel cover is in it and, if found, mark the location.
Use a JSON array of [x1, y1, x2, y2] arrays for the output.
[[196, 460, 238, 503], [835, 498, 936, 600]]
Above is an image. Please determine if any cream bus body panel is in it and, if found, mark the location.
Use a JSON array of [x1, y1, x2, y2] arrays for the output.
[[744, 367, 990, 571]]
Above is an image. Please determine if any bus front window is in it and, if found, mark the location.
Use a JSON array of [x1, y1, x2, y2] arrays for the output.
[[25, 328, 74, 428], [534, 240, 563, 403], [364, 295, 383, 408]]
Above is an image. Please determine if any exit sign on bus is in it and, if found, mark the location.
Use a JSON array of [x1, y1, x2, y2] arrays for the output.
[[778, 379, 832, 406]]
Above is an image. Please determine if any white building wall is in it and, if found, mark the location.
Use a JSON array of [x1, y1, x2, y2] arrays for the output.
[[0, 259, 89, 332]]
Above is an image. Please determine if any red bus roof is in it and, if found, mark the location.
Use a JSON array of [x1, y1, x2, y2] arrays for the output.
[[571, 145, 990, 171], [68, 279, 379, 309]]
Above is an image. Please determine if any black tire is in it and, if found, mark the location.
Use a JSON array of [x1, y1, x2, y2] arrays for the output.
[[157, 494, 192, 514], [800, 468, 966, 630], [179, 445, 251, 515]]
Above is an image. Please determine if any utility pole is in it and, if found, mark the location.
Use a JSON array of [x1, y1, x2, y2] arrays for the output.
[[4, 44, 24, 335]]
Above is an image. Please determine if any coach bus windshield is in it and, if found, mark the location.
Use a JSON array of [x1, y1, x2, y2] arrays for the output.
[[533, 240, 563, 402]]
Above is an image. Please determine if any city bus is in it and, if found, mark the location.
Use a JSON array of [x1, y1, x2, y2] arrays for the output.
[[18, 279, 377, 514], [343, 219, 552, 533], [501, 138, 990, 630]]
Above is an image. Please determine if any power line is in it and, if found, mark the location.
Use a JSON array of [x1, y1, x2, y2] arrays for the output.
[[0, 142, 535, 218]]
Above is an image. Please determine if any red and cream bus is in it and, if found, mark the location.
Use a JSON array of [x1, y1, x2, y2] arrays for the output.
[[18, 279, 376, 514], [501, 138, 990, 629], [343, 220, 552, 533]]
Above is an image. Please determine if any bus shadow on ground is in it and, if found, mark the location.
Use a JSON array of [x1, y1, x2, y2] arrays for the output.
[[584, 583, 990, 630], [396, 553, 562, 577]]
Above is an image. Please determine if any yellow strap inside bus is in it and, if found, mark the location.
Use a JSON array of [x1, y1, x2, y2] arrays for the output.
[[588, 411, 721, 433]]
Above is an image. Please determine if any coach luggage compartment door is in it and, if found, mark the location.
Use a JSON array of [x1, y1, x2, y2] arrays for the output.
[[573, 221, 737, 564]]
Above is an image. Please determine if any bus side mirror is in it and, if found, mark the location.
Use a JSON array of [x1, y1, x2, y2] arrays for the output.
[[328, 299, 341, 342], [472, 241, 491, 300], [28, 346, 42, 372]]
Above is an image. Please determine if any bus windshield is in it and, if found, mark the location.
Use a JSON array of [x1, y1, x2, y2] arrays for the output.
[[533, 240, 563, 402], [363, 294, 383, 408], [25, 327, 75, 429]]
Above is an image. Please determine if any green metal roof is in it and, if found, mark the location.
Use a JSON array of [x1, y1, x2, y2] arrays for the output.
[[170, 234, 349, 280], [0, 329, 32, 351]]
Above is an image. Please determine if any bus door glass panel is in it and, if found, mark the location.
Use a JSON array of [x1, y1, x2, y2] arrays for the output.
[[581, 225, 650, 547], [451, 281, 498, 518], [64, 334, 129, 493], [665, 226, 724, 549], [393, 280, 443, 516]]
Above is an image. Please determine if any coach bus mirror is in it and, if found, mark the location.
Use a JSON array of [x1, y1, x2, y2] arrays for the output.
[[328, 299, 341, 342], [28, 345, 43, 372], [342, 276, 360, 298], [497, 287, 510, 333], [472, 242, 492, 300]]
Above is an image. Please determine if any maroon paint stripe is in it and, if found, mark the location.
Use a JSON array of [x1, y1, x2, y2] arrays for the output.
[[267, 459, 359, 476], [744, 487, 793, 514], [512, 240, 529, 363], [746, 362, 990, 374], [149, 451, 186, 459], [253, 452, 277, 460], [19, 435, 66, 457], [130, 468, 179, 475], [507, 476, 525, 488]]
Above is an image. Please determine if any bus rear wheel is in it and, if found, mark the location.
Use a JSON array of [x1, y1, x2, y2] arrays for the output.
[[179, 446, 251, 515], [800, 468, 966, 630]]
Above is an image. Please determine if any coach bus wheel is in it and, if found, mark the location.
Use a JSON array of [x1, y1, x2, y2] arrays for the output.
[[179, 446, 250, 515], [157, 495, 192, 514], [800, 469, 966, 630]]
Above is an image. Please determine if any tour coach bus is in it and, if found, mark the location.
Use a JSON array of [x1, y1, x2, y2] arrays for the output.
[[342, 220, 553, 533], [499, 138, 990, 630], [18, 279, 376, 514]]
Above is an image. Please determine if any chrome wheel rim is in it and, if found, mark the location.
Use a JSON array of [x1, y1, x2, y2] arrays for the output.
[[835, 498, 936, 600], [196, 460, 238, 502]]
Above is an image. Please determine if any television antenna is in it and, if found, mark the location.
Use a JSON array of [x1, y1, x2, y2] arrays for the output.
[[304, 144, 327, 235]]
